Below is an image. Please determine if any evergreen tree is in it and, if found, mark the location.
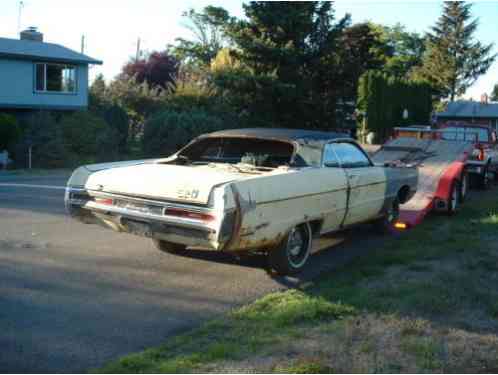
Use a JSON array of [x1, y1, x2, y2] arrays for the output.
[[211, 1, 351, 128], [491, 83, 498, 101], [415, 1, 495, 101]]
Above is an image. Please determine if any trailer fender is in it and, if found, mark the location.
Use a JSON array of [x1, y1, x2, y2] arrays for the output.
[[434, 161, 465, 202]]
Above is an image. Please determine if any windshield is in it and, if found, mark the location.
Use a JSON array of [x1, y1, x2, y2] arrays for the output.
[[441, 127, 489, 143], [177, 137, 295, 168]]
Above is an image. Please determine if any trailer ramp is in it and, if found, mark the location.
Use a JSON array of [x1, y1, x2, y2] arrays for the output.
[[372, 133, 474, 227]]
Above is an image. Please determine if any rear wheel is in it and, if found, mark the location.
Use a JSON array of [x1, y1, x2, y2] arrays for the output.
[[152, 239, 187, 254], [446, 180, 459, 215], [480, 165, 492, 189], [268, 223, 312, 275]]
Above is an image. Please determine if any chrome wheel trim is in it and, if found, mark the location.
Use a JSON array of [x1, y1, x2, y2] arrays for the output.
[[286, 224, 311, 269]]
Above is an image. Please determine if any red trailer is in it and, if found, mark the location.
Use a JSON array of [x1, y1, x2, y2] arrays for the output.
[[370, 127, 476, 228]]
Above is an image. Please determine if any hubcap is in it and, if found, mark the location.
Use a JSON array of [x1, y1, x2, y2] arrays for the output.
[[286, 225, 311, 268]]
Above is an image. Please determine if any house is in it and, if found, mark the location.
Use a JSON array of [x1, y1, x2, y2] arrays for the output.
[[0, 27, 102, 112], [436, 95, 498, 132]]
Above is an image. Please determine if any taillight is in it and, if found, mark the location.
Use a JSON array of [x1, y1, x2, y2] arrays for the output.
[[95, 198, 114, 206], [164, 208, 215, 222]]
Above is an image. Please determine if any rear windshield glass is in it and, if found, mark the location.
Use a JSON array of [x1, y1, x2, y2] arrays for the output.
[[179, 137, 295, 168]]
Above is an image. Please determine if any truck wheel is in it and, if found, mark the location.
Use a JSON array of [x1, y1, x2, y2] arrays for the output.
[[268, 223, 312, 275], [459, 172, 468, 203], [375, 197, 400, 234], [152, 239, 186, 254], [446, 180, 459, 215]]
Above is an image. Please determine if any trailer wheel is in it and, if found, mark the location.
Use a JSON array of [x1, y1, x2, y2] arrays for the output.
[[446, 180, 459, 215], [459, 172, 468, 203], [479, 165, 491, 190], [152, 239, 186, 254], [268, 222, 312, 275]]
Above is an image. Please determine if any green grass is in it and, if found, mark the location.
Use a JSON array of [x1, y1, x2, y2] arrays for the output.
[[97, 188, 498, 373]]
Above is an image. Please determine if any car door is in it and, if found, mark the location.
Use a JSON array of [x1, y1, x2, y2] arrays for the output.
[[331, 142, 386, 225], [318, 143, 349, 233]]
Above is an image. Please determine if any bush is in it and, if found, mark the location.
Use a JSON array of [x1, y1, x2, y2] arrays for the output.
[[0, 113, 21, 151], [142, 110, 226, 157], [12, 110, 120, 169], [59, 111, 120, 164]]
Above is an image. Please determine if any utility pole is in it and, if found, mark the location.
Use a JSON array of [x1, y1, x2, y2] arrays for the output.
[[135, 37, 141, 61], [17, 1, 24, 34], [81, 34, 85, 54]]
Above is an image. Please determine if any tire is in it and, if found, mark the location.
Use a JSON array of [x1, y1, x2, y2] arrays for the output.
[[375, 197, 400, 234], [446, 180, 459, 215], [479, 165, 491, 190], [459, 172, 469, 203], [268, 222, 312, 276], [152, 239, 187, 254]]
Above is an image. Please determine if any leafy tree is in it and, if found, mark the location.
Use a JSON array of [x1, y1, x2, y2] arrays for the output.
[[169, 6, 230, 67], [90, 73, 106, 98], [334, 22, 389, 102], [107, 76, 167, 139], [122, 51, 179, 90], [415, 1, 496, 101], [142, 110, 226, 157], [491, 83, 498, 101], [372, 23, 426, 78], [357, 71, 432, 142]]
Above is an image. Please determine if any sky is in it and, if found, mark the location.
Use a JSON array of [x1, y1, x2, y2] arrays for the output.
[[1, 0, 497, 99]]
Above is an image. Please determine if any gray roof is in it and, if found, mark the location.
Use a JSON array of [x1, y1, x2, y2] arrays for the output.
[[438, 100, 498, 119], [0, 37, 102, 65]]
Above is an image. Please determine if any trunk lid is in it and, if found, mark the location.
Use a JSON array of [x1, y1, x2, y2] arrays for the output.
[[85, 163, 243, 205]]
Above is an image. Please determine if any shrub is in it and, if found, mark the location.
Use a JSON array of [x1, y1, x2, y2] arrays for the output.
[[142, 110, 226, 157], [0, 113, 21, 151], [59, 111, 119, 164]]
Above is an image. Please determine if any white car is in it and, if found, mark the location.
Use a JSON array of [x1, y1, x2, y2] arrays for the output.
[[65, 128, 417, 275]]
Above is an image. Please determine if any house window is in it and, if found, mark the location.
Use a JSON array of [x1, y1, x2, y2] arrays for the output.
[[35, 63, 77, 93]]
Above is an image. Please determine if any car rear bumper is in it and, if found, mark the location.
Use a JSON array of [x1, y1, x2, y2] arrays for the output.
[[65, 187, 232, 250]]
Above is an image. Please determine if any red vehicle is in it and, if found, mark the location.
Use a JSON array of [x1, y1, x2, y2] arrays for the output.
[[371, 127, 474, 228], [439, 122, 498, 189]]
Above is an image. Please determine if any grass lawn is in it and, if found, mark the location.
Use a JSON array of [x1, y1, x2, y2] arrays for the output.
[[98, 188, 498, 373]]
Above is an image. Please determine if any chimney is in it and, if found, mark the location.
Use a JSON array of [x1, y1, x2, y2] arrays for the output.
[[481, 93, 489, 105], [20, 27, 43, 42]]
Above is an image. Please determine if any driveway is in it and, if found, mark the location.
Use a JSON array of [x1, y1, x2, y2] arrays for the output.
[[0, 172, 382, 373]]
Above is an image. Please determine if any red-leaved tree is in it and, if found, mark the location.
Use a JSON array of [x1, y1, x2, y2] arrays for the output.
[[122, 51, 179, 91]]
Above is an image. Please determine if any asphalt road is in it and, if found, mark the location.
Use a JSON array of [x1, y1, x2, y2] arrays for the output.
[[0, 172, 383, 373]]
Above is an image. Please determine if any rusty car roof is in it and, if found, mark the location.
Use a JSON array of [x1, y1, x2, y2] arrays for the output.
[[203, 128, 348, 144]]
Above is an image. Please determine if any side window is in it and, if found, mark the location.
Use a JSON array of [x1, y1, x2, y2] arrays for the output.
[[322, 144, 340, 167], [332, 143, 371, 168]]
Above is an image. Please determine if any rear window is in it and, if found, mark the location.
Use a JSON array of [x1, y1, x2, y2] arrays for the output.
[[179, 137, 295, 168]]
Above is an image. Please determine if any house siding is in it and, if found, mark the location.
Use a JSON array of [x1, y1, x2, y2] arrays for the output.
[[0, 58, 88, 110]]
